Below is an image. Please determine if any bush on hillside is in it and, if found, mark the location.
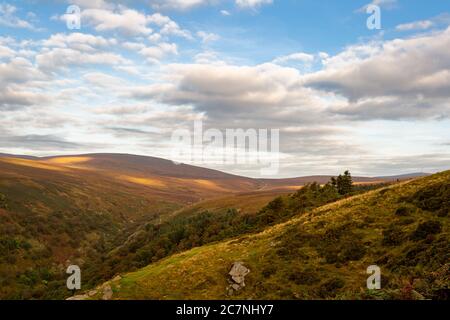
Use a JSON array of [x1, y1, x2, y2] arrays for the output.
[[318, 277, 345, 298], [411, 221, 442, 241], [383, 226, 406, 246], [409, 182, 450, 213], [395, 206, 410, 216]]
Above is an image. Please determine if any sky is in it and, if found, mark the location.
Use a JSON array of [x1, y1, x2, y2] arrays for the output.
[[0, 0, 449, 178]]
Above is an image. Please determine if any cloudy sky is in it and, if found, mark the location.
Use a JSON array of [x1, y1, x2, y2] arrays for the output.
[[1, 0, 449, 178]]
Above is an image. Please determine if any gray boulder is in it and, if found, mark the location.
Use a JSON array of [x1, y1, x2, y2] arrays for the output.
[[227, 262, 250, 295]]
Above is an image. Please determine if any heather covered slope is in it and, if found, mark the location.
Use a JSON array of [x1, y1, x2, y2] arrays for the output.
[[0, 154, 274, 299], [101, 171, 449, 300], [0, 157, 183, 299]]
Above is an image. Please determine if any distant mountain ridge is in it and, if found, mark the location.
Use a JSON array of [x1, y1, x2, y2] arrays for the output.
[[0, 153, 430, 185]]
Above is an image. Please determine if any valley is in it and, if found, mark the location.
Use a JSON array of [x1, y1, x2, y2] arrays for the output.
[[0, 153, 446, 300]]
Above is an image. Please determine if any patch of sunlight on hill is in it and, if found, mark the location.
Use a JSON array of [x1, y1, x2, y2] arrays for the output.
[[278, 185, 303, 190], [0, 158, 68, 172], [120, 175, 167, 188], [46, 156, 92, 165], [192, 179, 229, 191]]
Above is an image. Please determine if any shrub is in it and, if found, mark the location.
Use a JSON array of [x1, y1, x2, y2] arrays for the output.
[[437, 208, 448, 217], [266, 197, 284, 211], [395, 206, 410, 216], [261, 265, 277, 278], [287, 268, 320, 285], [409, 182, 450, 212], [341, 241, 366, 261], [397, 218, 415, 226], [318, 277, 345, 298], [383, 227, 405, 246], [411, 221, 442, 240]]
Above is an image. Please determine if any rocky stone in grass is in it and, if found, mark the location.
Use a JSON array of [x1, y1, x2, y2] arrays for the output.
[[229, 262, 250, 286], [87, 290, 98, 297], [102, 284, 113, 300], [67, 294, 88, 300], [227, 262, 250, 295]]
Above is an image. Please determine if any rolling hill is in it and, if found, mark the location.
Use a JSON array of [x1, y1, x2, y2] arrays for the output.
[[0, 153, 308, 299], [83, 170, 449, 300], [0, 153, 439, 299]]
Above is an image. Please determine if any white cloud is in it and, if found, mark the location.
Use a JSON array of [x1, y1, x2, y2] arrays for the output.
[[139, 43, 178, 63], [273, 52, 315, 64], [197, 31, 220, 43], [0, 3, 34, 29], [122, 41, 146, 51], [114, 65, 142, 76], [396, 13, 450, 32], [68, 0, 112, 9], [0, 87, 49, 110], [149, 14, 192, 39], [305, 26, 450, 119], [221, 10, 231, 16], [124, 25, 450, 126], [82, 72, 126, 88], [148, 33, 162, 42], [194, 51, 223, 64], [396, 20, 434, 31], [81, 7, 153, 35], [371, 0, 397, 7], [150, 0, 211, 11], [0, 57, 45, 84], [36, 48, 129, 71], [125, 62, 325, 122], [42, 33, 117, 51], [235, 0, 273, 9], [56, 6, 192, 40], [146, 13, 173, 26], [0, 57, 50, 110], [0, 45, 15, 59]]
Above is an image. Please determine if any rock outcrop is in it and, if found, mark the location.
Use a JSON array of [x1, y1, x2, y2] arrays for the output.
[[227, 262, 250, 295], [66, 275, 122, 300]]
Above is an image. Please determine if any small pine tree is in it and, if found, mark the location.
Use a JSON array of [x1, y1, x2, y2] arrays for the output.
[[334, 170, 353, 195], [343, 170, 353, 194]]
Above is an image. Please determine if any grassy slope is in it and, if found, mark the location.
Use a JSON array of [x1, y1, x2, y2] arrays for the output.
[[80, 189, 291, 286], [105, 171, 449, 300], [161, 190, 292, 222]]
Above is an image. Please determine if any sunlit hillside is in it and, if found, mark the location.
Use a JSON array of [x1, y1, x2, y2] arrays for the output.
[[88, 171, 449, 300]]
